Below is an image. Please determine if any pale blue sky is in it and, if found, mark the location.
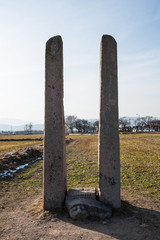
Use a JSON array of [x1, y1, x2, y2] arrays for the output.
[[0, 0, 160, 123]]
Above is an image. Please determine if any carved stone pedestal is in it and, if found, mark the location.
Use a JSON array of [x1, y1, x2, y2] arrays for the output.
[[65, 188, 112, 220]]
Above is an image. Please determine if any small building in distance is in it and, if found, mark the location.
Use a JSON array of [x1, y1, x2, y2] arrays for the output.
[[150, 120, 160, 132]]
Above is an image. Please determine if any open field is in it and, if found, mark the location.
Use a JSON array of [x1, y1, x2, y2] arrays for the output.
[[0, 134, 43, 155], [120, 134, 160, 199], [0, 134, 43, 140], [0, 133, 160, 239], [66, 135, 98, 188], [0, 133, 160, 201], [66, 134, 160, 201]]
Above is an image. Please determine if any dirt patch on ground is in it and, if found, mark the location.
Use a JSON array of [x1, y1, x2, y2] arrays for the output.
[[0, 145, 43, 178], [0, 136, 160, 239], [0, 192, 160, 240]]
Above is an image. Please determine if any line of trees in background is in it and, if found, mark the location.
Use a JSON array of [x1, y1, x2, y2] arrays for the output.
[[66, 115, 160, 134], [119, 116, 160, 132], [65, 116, 99, 134], [0, 115, 159, 135]]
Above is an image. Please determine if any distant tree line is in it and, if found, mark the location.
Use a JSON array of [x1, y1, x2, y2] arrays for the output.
[[0, 123, 43, 135], [65, 115, 160, 134], [1, 115, 159, 136], [65, 116, 99, 134], [119, 116, 160, 132]]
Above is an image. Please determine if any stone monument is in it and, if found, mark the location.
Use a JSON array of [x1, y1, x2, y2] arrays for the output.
[[43, 36, 66, 210], [43, 35, 121, 215], [99, 35, 121, 209]]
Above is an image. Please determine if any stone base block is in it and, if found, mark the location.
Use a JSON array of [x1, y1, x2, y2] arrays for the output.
[[65, 188, 112, 220]]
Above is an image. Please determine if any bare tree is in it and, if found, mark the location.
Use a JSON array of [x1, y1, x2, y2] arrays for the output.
[[74, 119, 83, 133], [93, 120, 99, 133], [28, 123, 33, 134], [65, 116, 100, 134], [140, 116, 155, 132], [81, 120, 89, 133], [24, 124, 28, 134], [74, 119, 98, 133], [65, 115, 77, 133], [24, 123, 33, 134], [119, 117, 131, 132]]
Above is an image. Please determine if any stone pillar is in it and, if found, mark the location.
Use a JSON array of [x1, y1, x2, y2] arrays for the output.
[[98, 35, 121, 209], [43, 36, 66, 210]]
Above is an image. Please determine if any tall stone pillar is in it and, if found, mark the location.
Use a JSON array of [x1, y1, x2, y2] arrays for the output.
[[43, 36, 66, 210], [99, 35, 121, 209]]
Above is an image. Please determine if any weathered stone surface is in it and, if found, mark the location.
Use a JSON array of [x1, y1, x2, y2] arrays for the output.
[[65, 188, 112, 220], [67, 187, 98, 200], [43, 36, 66, 210], [99, 35, 121, 209]]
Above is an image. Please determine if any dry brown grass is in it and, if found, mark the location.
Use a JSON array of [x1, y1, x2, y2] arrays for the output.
[[0, 133, 159, 206], [0, 134, 43, 155]]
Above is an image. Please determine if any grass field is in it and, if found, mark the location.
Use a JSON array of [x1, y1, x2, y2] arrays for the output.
[[0, 134, 43, 155], [66, 134, 160, 200], [120, 134, 160, 198], [0, 133, 159, 206], [0, 134, 43, 140]]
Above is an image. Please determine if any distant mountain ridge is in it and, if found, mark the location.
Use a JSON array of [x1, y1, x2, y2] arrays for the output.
[[0, 124, 44, 132], [0, 118, 41, 126], [0, 118, 44, 131]]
